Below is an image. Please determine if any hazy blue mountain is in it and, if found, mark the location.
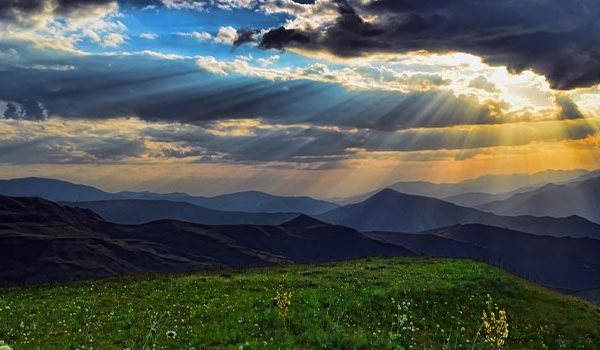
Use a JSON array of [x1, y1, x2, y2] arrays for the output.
[[370, 224, 600, 292], [442, 185, 541, 207], [0, 177, 117, 202], [62, 199, 299, 225], [477, 176, 600, 223], [318, 189, 600, 239], [117, 190, 339, 214], [193, 191, 339, 214], [334, 169, 589, 204], [0, 177, 338, 214], [0, 195, 411, 286]]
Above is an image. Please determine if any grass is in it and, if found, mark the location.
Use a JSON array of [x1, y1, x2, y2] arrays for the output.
[[0, 257, 599, 349]]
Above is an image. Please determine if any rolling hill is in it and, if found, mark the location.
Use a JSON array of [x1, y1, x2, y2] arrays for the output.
[[369, 224, 600, 292], [1, 258, 598, 349], [318, 188, 600, 239]]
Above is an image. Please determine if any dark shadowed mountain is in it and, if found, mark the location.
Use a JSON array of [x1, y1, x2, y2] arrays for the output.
[[369, 224, 600, 292], [60, 199, 298, 225], [334, 169, 589, 204], [0, 177, 338, 215], [0, 196, 411, 285], [318, 189, 600, 239], [477, 177, 600, 223], [0, 177, 116, 202]]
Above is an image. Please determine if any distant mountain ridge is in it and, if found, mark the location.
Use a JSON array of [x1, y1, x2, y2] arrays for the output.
[[0, 177, 339, 215], [61, 199, 298, 226], [477, 176, 600, 223], [318, 188, 600, 239], [334, 169, 589, 204]]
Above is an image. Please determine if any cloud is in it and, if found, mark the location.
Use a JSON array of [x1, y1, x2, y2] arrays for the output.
[[214, 26, 238, 44], [1, 100, 48, 120], [252, 0, 600, 90], [468, 76, 499, 93], [140, 32, 158, 40], [257, 55, 280, 66], [102, 32, 128, 47], [0, 0, 127, 52], [556, 95, 584, 120]]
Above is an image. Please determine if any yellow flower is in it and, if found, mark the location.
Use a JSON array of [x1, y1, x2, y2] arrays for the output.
[[274, 290, 292, 319], [481, 294, 509, 350], [0, 340, 12, 350]]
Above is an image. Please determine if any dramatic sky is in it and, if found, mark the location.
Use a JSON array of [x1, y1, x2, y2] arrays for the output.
[[1, 0, 600, 197]]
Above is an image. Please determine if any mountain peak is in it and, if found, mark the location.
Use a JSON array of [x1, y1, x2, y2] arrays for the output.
[[282, 214, 328, 228]]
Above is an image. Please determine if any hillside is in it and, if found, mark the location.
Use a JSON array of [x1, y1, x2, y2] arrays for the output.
[[0, 258, 598, 350], [319, 189, 600, 239], [369, 224, 600, 292]]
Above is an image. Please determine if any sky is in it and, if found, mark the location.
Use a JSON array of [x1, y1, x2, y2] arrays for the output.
[[1, 0, 600, 197]]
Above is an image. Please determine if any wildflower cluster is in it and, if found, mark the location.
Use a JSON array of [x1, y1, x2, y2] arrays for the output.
[[0, 340, 12, 350], [274, 290, 292, 319], [389, 298, 416, 349], [482, 294, 509, 350]]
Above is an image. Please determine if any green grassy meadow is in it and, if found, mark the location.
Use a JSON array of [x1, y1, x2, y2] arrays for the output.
[[0, 258, 598, 349]]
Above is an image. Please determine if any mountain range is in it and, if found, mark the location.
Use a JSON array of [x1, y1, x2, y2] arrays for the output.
[[477, 176, 600, 223], [333, 169, 589, 204], [0, 195, 410, 286], [318, 189, 600, 239], [0, 177, 338, 215], [1, 194, 598, 296]]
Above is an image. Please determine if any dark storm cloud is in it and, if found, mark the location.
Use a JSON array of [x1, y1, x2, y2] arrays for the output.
[[233, 28, 261, 47], [0, 0, 115, 23], [0, 136, 147, 164], [258, 0, 600, 90]]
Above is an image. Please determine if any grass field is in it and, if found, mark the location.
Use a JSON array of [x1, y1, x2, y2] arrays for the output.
[[0, 258, 599, 349]]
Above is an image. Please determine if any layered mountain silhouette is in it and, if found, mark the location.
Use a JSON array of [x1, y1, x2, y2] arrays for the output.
[[369, 224, 600, 292], [334, 169, 588, 204], [318, 189, 600, 239], [60, 199, 298, 225], [477, 176, 600, 223], [2, 195, 599, 296], [0, 178, 338, 215], [0, 195, 410, 285]]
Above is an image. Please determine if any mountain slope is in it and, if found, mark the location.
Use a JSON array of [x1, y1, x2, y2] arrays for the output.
[[370, 224, 600, 292], [0, 196, 411, 286], [477, 176, 600, 223], [61, 199, 299, 225], [318, 188, 600, 239]]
